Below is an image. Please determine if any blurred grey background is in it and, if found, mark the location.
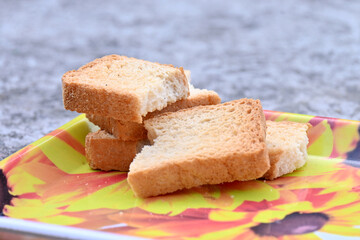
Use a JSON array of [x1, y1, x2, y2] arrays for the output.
[[1, 0, 360, 159]]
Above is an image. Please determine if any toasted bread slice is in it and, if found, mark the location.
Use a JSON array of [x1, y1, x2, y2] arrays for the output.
[[264, 121, 311, 180], [86, 85, 221, 141], [85, 130, 147, 171], [128, 99, 269, 198], [62, 55, 189, 123], [86, 115, 146, 142]]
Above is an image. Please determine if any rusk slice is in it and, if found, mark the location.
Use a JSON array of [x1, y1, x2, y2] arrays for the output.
[[86, 85, 221, 141], [86, 115, 146, 142], [62, 55, 189, 123], [85, 130, 147, 171], [128, 99, 270, 198], [264, 121, 311, 180]]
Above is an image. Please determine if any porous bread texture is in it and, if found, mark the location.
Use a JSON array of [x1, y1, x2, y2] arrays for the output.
[[86, 85, 221, 141], [62, 55, 189, 123], [85, 130, 147, 171], [264, 121, 312, 180], [128, 99, 270, 198]]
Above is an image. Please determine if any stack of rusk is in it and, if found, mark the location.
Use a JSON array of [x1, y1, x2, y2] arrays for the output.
[[62, 55, 221, 171], [62, 55, 311, 198]]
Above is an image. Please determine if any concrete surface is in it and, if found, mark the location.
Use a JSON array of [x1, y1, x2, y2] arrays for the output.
[[1, 0, 360, 159]]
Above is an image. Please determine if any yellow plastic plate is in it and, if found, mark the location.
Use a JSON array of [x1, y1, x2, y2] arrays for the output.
[[0, 110, 359, 239]]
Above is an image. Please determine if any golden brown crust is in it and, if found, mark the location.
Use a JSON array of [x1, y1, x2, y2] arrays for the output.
[[85, 130, 139, 171], [128, 148, 269, 198], [62, 55, 188, 123], [62, 77, 142, 122], [86, 114, 147, 141], [86, 89, 221, 141]]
